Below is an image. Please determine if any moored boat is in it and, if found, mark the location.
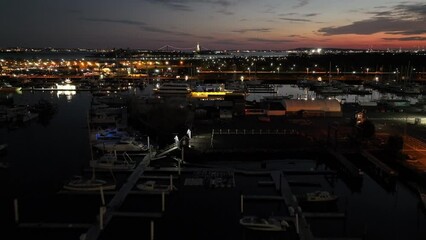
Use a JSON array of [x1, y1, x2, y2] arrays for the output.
[[63, 176, 116, 191], [297, 191, 338, 203], [0, 82, 22, 93], [136, 180, 177, 192], [239, 216, 290, 231], [153, 82, 191, 95]]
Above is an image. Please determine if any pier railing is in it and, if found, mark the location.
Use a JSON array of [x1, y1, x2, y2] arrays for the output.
[[155, 142, 179, 157], [212, 128, 304, 136]]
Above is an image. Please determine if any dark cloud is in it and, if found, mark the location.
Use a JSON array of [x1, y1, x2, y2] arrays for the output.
[[280, 17, 311, 22], [232, 28, 272, 33], [247, 38, 294, 43], [385, 30, 426, 35], [287, 34, 308, 39], [278, 12, 318, 20], [304, 13, 319, 17], [144, 0, 235, 12], [141, 26, 193, 37], [168, 3, 192, 11], [217, 9, 234, 15], [82, 17, 145, 26], [279, 12, 318, 17], [294, 0, 310, 8], [279, 12, 297, 17], [382, 36, 426, 41], [318, 3, 426, 36], [394, 3, 426, 16], [141, 26, 176, 34]]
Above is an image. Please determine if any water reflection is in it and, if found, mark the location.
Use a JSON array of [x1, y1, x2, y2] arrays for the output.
[[246, 84, 423, 104], [56, 90, 76, 101]]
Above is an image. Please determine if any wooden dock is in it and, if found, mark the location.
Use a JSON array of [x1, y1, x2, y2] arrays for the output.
[[303, 212, 346, 218], [84, 154, 152, 240], [19, 222, 93, 229], [327, 147, 363, 179], [360, 149, 398, 177], [271, 171, 315, 240]]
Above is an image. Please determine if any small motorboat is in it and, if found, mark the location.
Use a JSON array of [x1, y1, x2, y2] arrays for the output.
[[240, 216, 290, 231], [63, 176, 116, 191], [136, 180, 177, 192], [297, 191, 338, 203]]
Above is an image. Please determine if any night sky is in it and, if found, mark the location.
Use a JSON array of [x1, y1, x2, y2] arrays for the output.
[[1, 0, 425, 50]]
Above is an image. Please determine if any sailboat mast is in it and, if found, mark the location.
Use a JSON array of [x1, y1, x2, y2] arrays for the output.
[[87, 110, 95, 180]]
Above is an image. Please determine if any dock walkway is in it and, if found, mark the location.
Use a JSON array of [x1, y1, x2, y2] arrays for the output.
[[271, 171, 315, 240]]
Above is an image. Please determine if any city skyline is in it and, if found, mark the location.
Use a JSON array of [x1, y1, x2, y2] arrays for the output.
[[1, 0, 425, 50]]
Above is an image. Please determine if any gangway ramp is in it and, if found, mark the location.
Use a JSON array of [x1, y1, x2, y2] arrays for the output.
[[154, 143, 179, 158]]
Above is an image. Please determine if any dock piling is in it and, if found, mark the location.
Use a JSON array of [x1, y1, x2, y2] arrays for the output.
[[240, 195, 244, 213], [296, 213, 299, 234], [13, 198, 19, 223], [161, 192, 165, 212], [100, 186, 105, 206], [150, 220, 154, 240], [99, 206, 106, 230]]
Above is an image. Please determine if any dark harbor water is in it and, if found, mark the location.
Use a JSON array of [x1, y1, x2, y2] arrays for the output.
[[0, 89, 425, 240]]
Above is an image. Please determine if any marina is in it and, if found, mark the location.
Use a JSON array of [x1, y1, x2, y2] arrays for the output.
[[3, 0, 426, 236], [0, 50, 426, 240], [0, 83, 425, 240]]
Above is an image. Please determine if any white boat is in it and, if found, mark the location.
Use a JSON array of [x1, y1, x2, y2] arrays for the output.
[[55, 83, 77, 91], [136, 180, 177, 192], [239, 216, 290, 231], [298, 191, 338, 203], [153, 82, 191, 95], [63, 176, 116, 191], [93, 137, 148, 152]]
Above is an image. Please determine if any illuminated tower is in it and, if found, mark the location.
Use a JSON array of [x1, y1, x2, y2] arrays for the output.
[[196, 42, 201, 53]]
